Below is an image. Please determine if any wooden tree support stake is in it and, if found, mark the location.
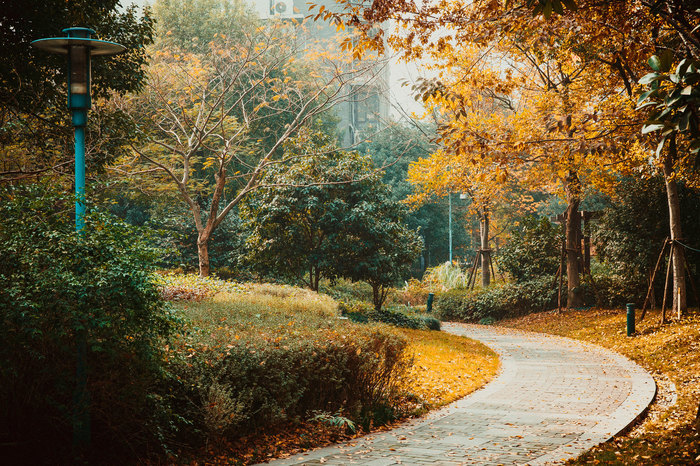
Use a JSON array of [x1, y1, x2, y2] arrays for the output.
[[640, 237, 670, 322], [558, 237, 565, 312], [491, 252, 505, 282], [488, 252, 497, 284], [551, 263, 561, 312], [661, 241, 674, 325], [466, 250, 479, 290]]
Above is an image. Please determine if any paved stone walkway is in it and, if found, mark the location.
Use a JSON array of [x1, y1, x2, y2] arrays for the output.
[[266, 323, 656, 465]]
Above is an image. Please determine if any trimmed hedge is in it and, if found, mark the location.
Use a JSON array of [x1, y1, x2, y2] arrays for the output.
[[339, 301, 441, 331], [433, 277, 556, 323], [165, 324, 410, 443]]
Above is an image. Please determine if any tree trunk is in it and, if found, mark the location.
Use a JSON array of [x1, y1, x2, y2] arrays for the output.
[[312, 266, 320, 292], [662, 136, 687, 317], [197, 235, 210, 278], [565, 171, 583, 308], [583, 211, 591, 275], [371, 283, 385, 311], [480, 208, 491, 287]]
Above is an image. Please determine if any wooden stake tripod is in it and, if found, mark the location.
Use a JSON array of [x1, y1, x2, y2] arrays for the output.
[[640, 238, 700, 323], [465, 248, 500, 289]]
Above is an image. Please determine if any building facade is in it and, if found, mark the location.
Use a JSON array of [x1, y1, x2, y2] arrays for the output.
[[249, 0, 390, 146]]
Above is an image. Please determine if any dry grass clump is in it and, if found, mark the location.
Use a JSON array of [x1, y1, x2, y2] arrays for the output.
[[501, 308, 700, 465], [155, 271, 248, 301]]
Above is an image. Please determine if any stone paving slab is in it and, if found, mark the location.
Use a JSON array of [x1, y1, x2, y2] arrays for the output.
[[262, 323, 656, 465]]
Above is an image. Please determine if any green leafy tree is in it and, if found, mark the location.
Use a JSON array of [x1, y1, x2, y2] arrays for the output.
[[358, 123, 472, 271], [242, 131, 422, 308], [337, 202, 424, 310]]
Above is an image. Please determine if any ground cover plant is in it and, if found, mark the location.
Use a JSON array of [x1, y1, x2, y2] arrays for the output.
[[500, 309, 700, 465], [160, 274, 498, 464]]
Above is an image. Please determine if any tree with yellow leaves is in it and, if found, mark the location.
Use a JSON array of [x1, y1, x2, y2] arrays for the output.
[[114, 13, 383, 276], [409, 44, 640, 304], [317, 0, 662, 306]]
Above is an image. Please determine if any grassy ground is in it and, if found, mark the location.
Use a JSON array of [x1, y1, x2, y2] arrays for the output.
[[163, 276, 498, 463], [501, 308, 700, 465]]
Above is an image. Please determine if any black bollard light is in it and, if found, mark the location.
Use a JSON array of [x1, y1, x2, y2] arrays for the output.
[[626, 303, 635, 336]]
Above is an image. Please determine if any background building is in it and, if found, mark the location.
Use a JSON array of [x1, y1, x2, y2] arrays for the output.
[[249, 0, 391, 146]]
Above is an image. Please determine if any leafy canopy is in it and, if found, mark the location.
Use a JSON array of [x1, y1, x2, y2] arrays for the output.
[[241, 130, 422, 306]]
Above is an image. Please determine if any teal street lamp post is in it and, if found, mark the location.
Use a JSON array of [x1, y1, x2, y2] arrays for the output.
[[448, 192, 452, 263], [31, 27, 125, 453], [31, 27, 125, 230]]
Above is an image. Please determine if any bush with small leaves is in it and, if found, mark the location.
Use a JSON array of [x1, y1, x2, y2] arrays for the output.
[[434, 277, 555, 322], [0, 185, 177, 462], [339, 301, 440, 330], [499, 216, 562, 282]]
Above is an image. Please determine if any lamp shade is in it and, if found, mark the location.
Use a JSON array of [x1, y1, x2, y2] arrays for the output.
[[31, 27, 125, 109]]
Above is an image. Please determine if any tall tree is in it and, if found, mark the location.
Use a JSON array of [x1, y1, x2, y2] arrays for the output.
[[242, 130, 422, 302], [116, 15, 382, 276], [637, 56, 700, 318]]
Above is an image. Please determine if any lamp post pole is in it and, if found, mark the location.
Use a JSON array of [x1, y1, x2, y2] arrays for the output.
[[31, 28, 125, 453], [448, 192, 453, 263], [74, 116, 87, 230]]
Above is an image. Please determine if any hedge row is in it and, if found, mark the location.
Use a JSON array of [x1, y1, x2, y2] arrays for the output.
[[166, 323, 410, 445], [433, 277, 556, 323], [338, 301, 441, 331]]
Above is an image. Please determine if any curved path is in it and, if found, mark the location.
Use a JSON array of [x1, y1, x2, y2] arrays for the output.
[[266, 323, 656, 465]]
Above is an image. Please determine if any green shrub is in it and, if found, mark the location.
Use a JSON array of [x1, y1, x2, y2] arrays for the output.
[[339, 301, 440, 330], [321, 279, 375, 303], [165, 323, 410, 444], [499, 216, 562, 282], [420, 315, 442, 330], [369, 307, 423, 329], [586, 263, 646, 308], [0, 186, 177, 462], [434, 276, 556, 322]]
